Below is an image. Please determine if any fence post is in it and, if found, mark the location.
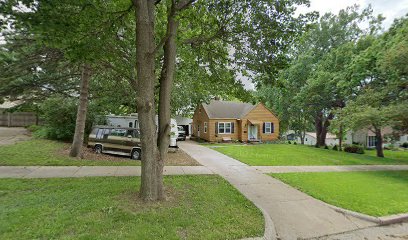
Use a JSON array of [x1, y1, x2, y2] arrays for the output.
[[7, 112, 11, 127]]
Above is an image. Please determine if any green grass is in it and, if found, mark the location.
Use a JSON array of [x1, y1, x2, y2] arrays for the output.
[[271, 171, 408, 217], [0, 175, 264, 239], [0, 139, 141, 166], [211, 144, 408, 166]]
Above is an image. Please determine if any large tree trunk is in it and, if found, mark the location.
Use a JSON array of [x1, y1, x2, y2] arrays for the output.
[[338, 124, 343, 151], [315, 112, 323, 146], [375, 128, 384, 157], [157, 3, 179, 200], [70, 64, 92, 157], [134, 0, 161, 201]]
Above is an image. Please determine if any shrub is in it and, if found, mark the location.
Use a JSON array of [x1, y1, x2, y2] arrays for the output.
[[293, 142, 297, 145], [401, 142, 408, 148], [332, 145, 338, 151], [38, 96, 101, 141], [344, 144, 365, 154], [324, 145, 329, 149], [288, 141, 291, 144]]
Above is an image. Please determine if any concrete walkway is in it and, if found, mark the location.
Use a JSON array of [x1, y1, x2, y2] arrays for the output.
[[0, 127, 30, 146], [255, 165, 408, 173], [178, 141, 377, 240], [0, 166, 214, 178]]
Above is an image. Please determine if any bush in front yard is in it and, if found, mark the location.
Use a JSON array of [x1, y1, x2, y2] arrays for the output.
[[38, 96, 102, 141], [332, 145, 338, 151], [344, 144, 365, 154], [401, 142, 408, 148]]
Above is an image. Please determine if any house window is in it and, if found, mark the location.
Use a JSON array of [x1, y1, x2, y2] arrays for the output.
[[218, 122, 232, 134], [265, 122, 272, 133], [129, 122, 133, 128], [204, 122, 207, 133], [368, 136, 377, 147]]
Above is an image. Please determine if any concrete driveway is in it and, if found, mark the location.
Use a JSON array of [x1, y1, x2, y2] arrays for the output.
[[0, 127, 31, 145]]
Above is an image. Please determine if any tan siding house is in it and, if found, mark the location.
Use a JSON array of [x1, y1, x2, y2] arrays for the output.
[[192, 100, 279, 142]]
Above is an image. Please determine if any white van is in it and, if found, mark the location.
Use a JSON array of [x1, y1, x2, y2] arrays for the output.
[[105, 114, 178, 148]]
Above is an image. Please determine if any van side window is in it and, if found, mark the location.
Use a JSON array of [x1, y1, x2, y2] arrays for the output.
[[96, 128, 104, 139], [111, 129, 126, 137], [103, 129, 111, 139]]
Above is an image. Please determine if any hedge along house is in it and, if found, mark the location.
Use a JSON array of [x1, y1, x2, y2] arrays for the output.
[[192, 100, 279, 142]]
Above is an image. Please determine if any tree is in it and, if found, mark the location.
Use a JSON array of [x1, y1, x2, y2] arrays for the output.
[[260, 5, 383, 147], [337, 16, 408, 157]]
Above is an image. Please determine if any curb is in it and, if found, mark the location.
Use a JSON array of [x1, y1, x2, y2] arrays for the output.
[[327, 204, 408, 225], [241, 206, 277, 240]]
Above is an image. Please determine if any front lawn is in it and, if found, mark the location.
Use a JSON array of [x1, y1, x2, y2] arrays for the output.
[[0, 139, 199, 166], [211, 144, 408, 166], [271, 171, 408, 217], [0, 175, 264, 239]]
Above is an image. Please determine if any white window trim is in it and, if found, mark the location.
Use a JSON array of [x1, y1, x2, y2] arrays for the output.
[[218, 122, 232, 134], [204, 122, 207, 133], [265, 122, 272, 134]]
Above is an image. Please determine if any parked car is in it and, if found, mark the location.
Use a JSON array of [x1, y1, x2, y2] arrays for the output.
[[177, 126, 186, 141], [88, 126, 142, 160]]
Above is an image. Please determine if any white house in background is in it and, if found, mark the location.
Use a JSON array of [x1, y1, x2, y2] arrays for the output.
[[174, 116, 192, 136], [298, 132, 339, 146], [345, 127, 408, 148]]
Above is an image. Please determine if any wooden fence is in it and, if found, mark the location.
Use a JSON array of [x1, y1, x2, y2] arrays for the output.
[[0, 112, 39, 127]]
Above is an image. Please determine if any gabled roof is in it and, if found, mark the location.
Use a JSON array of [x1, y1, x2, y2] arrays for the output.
[[202, 100, 257, 119]]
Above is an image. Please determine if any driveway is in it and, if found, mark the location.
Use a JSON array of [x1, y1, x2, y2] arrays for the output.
[[179, 141, 380, 240], [0, 127, 31, 146]]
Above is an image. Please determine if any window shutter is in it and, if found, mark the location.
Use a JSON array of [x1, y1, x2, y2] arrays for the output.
[[231, 122, 235, 133], [271, 123, 274, 133], [215, 122, 218, 134], [263, 123, 265, 134]]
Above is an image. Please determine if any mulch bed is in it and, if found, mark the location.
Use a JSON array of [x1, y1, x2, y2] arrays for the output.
[[59, 143, 201, 166]]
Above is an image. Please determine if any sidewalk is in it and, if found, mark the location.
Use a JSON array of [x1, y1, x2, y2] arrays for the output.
[[178, 141, 376, 240], [0, 166, 214, 178], [255, 165, 408, 173]]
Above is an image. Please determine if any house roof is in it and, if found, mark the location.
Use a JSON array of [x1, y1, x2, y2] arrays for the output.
[[0, 100, 24, 109], [306, 132, 338, 139], [202, 100, 257, 119]]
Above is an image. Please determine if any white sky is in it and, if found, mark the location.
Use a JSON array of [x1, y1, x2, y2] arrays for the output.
[[241, 0, 408, 90]]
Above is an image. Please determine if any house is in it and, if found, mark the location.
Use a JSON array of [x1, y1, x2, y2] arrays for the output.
[[298, 132, 339, 146], [192, 100, 279, 142], [345, 127, 408, 148]]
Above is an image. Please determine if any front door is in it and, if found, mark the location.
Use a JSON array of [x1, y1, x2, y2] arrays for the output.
[[248, 125, 258, 141]]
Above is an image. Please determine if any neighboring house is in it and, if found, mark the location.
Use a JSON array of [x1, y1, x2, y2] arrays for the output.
[[298, 132, 339, 146], [345, 127, 408, 148], [192, 100, 279, 142], [174, 116, 192, 136]]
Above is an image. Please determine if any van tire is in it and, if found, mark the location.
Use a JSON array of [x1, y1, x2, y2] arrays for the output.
[[95, 144, 103, 154], [131, 149, 141, 160]]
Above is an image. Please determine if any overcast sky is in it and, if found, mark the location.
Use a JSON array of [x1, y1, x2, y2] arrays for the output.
[[241, 0, 408, 90]]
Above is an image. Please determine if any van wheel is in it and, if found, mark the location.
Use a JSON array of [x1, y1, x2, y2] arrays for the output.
[[131, 149, 141, 160], [94, 145, 103, 154]]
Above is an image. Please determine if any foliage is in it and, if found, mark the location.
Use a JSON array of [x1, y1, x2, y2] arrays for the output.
[[0, 176, 264, 239], [209, 144, 408, 166], [402, 142, 408, 148], [344, 144, 365, 154], [332, 145, 338, 151], [37, 96, 102, 141], [272, 171, 408, 216]]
